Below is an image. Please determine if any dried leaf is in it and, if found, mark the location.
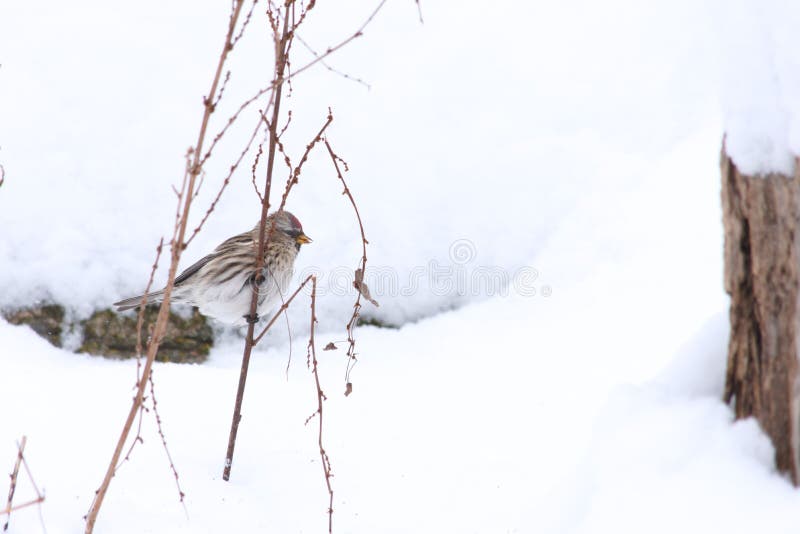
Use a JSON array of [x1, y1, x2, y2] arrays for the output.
[[353, 268, 379, 307], [323, 342, 338, 351], [344, 382, 353, 396]]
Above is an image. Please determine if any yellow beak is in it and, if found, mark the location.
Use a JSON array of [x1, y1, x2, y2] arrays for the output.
[[296, 233, 312, 245]]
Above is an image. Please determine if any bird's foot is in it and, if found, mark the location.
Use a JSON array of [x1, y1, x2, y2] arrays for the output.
[[243, 313, 260, 324]]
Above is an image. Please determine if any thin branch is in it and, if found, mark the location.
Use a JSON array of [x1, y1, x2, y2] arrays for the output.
[[252, 274, 315, 345], [250, 134, 266, 203], [185, 112, 268, 247], [281, 0, 388, 85], [277, 112, 333, 210], [232, 0, 259, 48], [192, 167, 208, 201], [211, 71, 232, 114], [136, 240, 164, 365], [306, 276, 334, 533], [223, 5, 292, 483], [116, 238, 164, 468], [148, 370, 185, 503], [199, 85, 275, 169], [1, 498, 45, 517], [205, 0, 386, 157], [323, 137, 371, 392], [3, 436, 26, 530], [278, 109, 293, 139], [295, 34, 371, 90], [3, 437, 45, 531], [84, 2, 248, 531], [19, 447, 42, 504]]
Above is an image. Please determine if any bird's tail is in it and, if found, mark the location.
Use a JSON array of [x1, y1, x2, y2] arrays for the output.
[[114, 289, 166, 312]]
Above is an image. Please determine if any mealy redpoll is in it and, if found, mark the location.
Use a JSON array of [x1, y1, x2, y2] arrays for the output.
[[114, 210, 311, 324]]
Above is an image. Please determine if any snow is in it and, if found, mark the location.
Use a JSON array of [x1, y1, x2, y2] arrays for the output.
[[1, 0, 799, 533], [714, 1, 800, 175]]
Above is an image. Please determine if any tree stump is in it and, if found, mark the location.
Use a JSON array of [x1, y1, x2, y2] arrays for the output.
[[722, 145, 800, 483]]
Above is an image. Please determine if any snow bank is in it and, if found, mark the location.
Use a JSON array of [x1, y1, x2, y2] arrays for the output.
[[0, 99, 745, 534], [0, 0, 720, 337], [5, 1, 798, 533]]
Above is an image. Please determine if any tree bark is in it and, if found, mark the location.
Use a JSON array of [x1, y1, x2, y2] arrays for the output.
[[722, 143, 800, 484]]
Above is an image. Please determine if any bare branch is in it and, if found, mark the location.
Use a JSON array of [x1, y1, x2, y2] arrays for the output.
[[223, 5, 292, 483], [284, 0, 388, 84], [323, 137, 372, 391], [252, 274, 315, 345], [251, 135, 266, 203], [295, 34, 371, 90], [3, 436, 45, 530], [306, 276, 334, 533], [148, 370, 185, 503], [232, 0, 259, 49], [113, 238, 165, 468], [199, 85, 275, 169], [84, 2, 248, 531], [277, 112, 334, 210], [3, 436, 26, 529], [1, 498, 45, 517], [211, 71, 232, 112], [185, 113, 268, 247]]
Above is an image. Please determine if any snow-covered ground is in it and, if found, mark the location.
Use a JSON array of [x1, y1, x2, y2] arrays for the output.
[[3, 1, 800, 533]]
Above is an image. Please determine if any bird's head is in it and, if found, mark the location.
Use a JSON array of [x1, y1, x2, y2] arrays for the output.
[[273, 210, 312, 247]]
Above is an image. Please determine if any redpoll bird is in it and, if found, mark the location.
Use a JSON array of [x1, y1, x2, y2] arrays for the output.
[[114, 211, 311, 324]]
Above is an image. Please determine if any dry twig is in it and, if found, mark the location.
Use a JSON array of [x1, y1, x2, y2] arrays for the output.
[[323, 138, 374, 392], [148, 370, 185, 503], [3, 437, 45, 531], [295, 34, 371, 90], [84, 3, 249, 531], [3, 437, 25, 529], [222, 4, 293, 483], [305, 276, 335, 533], [117, 238, 164, 468]]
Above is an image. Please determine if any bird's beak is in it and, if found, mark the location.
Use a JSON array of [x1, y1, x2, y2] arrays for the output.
[[296, 233, 312, 245]]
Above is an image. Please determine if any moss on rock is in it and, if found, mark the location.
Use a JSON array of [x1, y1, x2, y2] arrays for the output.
[[356, 315, 398, 329], [2, 304, 65, 347], [80, 307, 213, 363]]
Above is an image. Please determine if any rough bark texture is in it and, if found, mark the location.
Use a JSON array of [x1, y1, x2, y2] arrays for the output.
[[722, 146, 800, 484]]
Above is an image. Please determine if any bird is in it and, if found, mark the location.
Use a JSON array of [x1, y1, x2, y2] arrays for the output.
[[114, 210, 311, 325]]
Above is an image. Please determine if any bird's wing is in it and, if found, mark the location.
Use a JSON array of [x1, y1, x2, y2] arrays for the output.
[[174, 253, 218, 286], [174, 230, 255, 286]]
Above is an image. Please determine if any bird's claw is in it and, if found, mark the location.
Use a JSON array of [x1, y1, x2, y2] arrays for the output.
[[244, 313, 260, 324]]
